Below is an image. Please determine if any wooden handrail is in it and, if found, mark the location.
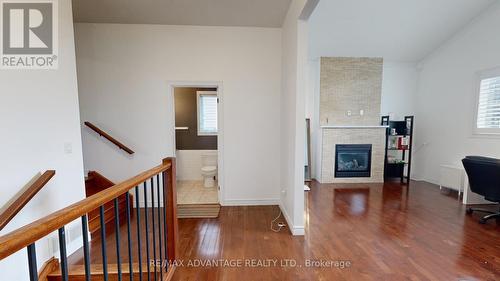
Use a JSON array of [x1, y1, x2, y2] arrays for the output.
[[0, 160, 174, 260], [84, 122, 135, 154], [0, 170, 55, 232]]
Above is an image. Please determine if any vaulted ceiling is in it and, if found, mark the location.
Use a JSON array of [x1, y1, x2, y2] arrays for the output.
[[73, 0, 497, 61], [72, 0, 292, 28], [309, 0, 497, 61]]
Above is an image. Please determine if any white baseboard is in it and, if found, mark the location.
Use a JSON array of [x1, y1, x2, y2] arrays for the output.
[[411, 177, 439, 185], [139, 199, 279, 207], [50, 232, 84, 258], [221, 198, 280, 206], [279, 203, 305, 236], [137, 200, 165, 208]]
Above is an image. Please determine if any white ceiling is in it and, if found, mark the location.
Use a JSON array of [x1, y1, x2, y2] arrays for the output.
[[72, 0, 292, 28], [309, 0, 496, 62]]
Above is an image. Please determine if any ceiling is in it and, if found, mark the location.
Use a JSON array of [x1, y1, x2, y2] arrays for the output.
[[72, 0, 292, 28], [308, 0, 496, 62]]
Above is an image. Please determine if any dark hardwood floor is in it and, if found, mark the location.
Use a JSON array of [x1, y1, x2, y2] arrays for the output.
[[171, 180, 500, 281], [68, 180, 500, 280]]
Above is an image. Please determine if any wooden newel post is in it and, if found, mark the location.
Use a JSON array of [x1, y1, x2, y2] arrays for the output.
[[162, 157, 178, 263]]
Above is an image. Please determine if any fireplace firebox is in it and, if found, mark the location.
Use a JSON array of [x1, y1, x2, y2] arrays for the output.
[[335, 144, 372, 178]]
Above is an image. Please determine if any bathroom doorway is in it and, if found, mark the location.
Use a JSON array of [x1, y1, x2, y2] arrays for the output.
[[170, 83, 222, 218]]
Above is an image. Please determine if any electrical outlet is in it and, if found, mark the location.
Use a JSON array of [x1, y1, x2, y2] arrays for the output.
[[347, 110, 352, 116], [281, 189, 287, 196], [359, 109, 364, 116]]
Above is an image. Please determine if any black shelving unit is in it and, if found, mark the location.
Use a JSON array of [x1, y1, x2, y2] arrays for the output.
[[381, 116, 414, 184]]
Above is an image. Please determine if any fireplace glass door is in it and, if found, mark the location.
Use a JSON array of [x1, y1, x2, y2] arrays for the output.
[[335, 144, 372, 178]]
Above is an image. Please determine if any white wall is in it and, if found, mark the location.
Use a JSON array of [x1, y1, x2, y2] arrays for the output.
[[75, 24, 282, 206], [381, 62, 418, 120], [412, 2, 500, 183], [0, 1, 85, 280], [280, 0, 307, 235], [176, 150, 217, 181]]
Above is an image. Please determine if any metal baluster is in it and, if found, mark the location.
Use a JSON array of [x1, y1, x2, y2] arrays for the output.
[[156, 174, 163, 280], [100, 206, 109, 281], [135, 186, 143, 281], [162, 171, 168, 272], [114, 198, 122, 281], [143, 181, 151, 281], [58, 227, 69, 281], [27, 244, 38, 281], [125, 192, 134, 281], [150, 178, 157, 281], [82, 215, 91, 281]]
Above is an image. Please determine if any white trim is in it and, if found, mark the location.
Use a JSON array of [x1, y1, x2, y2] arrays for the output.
[[299, 0, 320, 20], [410, 176, 427, 182], [167, 81, 226, 205], [321, 125, 389, 129], [196, 91, 218, 136], [222, 199, 280, 206], [49, 220, 86, 257], [136, 200, 164, 208], [51, 235, 84, 259], [279, 203, 305, 236], [472, 67, 500, 136]]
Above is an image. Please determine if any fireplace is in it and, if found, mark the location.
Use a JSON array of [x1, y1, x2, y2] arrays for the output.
[[335, 144, 372, 178]]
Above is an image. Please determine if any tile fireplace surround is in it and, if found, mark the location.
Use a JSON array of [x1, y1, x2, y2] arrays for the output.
[[321, 126, 386, 183], [318, 57, 385, 184]]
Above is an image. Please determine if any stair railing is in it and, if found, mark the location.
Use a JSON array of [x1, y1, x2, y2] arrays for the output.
[[0, 170, 56, 232], [84, 121, 135, 154], [0, 158, 178, 281]]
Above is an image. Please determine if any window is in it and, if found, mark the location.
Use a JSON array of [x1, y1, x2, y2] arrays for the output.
[[475, 68, 500, 135], [197, 91, 218, 135]]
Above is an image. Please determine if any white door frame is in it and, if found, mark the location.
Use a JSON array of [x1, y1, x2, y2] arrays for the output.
[[167, 81, 225, 205]]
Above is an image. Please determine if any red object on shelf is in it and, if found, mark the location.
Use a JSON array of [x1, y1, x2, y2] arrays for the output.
[[397, 136, 409, 150]]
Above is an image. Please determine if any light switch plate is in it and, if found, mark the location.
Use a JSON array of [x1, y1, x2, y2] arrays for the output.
[[64, 142, 73, 154]]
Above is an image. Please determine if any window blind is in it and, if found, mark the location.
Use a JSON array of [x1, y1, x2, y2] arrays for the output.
[[477, 76, 500, 129], [199, 94, 218, 134]]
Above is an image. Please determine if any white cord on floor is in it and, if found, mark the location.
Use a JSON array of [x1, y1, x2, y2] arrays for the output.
[[270, 209, 284, 232]]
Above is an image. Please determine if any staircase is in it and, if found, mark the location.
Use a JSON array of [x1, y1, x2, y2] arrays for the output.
[[0, 158, 178, 281], [85, 171, 133, 239]]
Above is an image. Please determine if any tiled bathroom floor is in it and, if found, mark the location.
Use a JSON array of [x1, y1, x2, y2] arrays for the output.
[[177, 180, 219, 204]]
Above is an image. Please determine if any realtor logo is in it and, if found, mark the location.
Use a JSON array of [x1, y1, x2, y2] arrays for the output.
[[1, 0, 58, 69]]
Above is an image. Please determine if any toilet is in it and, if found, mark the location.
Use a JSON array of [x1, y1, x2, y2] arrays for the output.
[[201, 154, 217, 188]]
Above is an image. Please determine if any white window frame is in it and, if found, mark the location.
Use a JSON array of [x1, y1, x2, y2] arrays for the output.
[[473, 67, 500, 136], [197, 91, 218, 136]]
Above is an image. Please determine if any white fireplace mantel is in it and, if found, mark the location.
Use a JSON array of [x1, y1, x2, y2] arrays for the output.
[[321, 125, 389, 129]]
